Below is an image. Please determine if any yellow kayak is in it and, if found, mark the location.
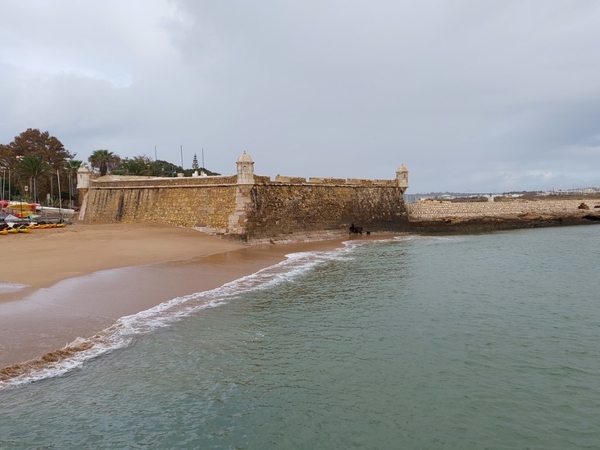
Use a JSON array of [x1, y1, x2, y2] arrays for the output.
[[0, 229, 8, 235], [17, 228, 31, 233], [7, 228, 18, 234]]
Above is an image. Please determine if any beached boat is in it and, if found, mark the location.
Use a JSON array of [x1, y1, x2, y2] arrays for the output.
[[36, 206, 76, 221], [6, 202, 39, 218], [6, 202, 75, 222]]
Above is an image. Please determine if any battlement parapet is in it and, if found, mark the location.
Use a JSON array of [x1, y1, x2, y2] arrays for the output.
[[346, 179, 396, 187], [274, 175, 306, 184], [91, 175, 237, 188], [253, 175, 272, 184], [308, 177, 346, 185]]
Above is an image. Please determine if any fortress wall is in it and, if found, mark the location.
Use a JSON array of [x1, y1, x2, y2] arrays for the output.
[[82, 180, 409, 239], [245, 184, 409, 239], [408, 198, 597, 220], [84, 184, 238, 232], [80, 167, 409, 240]]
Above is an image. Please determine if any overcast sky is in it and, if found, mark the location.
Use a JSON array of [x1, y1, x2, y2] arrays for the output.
[[1, 1, 599, 193]]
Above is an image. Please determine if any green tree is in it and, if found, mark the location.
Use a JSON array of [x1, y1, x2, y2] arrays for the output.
[[19, 155, 50, 203], [1, 128, 73, 201], [117, 156, 152, 176], [89, 149, 120, 176], [149, 159, 181, 177], [0, 145, 11, 200], [65, 159, 83, 207], [6, 128, 72, 168]]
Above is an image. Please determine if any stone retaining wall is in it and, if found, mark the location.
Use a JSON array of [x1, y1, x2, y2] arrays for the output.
[[408, 199, 598, 220], [84, 184, 238, 233]]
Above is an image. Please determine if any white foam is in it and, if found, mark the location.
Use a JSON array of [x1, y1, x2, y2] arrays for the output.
[[1, 245, 358, 390], [0, 282, 27, 294]]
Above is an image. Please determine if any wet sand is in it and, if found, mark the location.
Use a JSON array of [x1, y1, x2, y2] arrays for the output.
[[0, 223, 359, 369]]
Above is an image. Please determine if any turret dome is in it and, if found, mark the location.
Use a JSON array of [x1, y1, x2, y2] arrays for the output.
[[237, 151, 253, 163]]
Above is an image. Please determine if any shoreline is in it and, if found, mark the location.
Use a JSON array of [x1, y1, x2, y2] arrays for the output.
[[3, 214, 593, 383], [0, 223, 393, 382]]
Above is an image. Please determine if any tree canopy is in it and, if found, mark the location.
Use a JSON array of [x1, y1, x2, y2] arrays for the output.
[[88, 149, 121, 176], [114, 156, 152, 176], [1, 128, 73, 171], [0, 128, 73, 203], [19, 155, 50, 203], [1, 128, 223, 203]]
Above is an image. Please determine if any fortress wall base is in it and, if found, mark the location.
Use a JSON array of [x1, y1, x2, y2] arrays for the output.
[[245, 184, 409, 240]]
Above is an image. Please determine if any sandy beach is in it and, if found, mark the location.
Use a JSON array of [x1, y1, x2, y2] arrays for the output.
[[0, 222, 355, 374]]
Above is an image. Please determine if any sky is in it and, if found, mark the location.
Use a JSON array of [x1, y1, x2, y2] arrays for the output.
[[1, 0, 599, 193]]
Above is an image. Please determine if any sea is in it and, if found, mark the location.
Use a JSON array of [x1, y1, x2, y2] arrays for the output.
[[1, 225, 599, 449]]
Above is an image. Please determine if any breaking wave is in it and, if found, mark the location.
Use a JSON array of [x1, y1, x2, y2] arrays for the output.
[[0, 243, 366, 390]]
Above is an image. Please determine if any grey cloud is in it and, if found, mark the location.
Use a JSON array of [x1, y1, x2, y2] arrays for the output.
[[1, 0, 600, 192]]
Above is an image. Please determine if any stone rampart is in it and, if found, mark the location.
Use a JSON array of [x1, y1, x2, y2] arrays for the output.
[[84, 183, 238, 233], [246, 184, 408, 239], [80, 170, 409, 240]]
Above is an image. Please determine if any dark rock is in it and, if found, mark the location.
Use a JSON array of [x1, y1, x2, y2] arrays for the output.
[[582, 215, 600, 221]]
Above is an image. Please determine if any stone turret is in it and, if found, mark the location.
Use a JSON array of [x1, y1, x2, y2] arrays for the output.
[[396, 164, 409, 193], [236, 151, 254, 185], [229, 151, 255, 239], [77, 164, 92, 189], [76, 163, 92, 208]]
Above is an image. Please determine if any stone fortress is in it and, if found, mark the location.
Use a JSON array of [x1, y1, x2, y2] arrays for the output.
[[77, 152, 411, 242], [77, 152, 599, 240]]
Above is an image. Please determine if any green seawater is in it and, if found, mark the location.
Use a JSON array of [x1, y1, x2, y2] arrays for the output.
[[1, 226, 599, 449]]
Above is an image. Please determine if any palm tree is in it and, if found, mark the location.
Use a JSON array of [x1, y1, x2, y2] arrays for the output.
[[120, 156, 151, 176], [89, 149, 120, 176], [19, 155, 49, 203], [65, 159, 82, 208]]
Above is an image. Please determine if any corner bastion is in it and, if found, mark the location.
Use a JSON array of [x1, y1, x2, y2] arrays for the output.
[[78, 152, 411, 241]]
